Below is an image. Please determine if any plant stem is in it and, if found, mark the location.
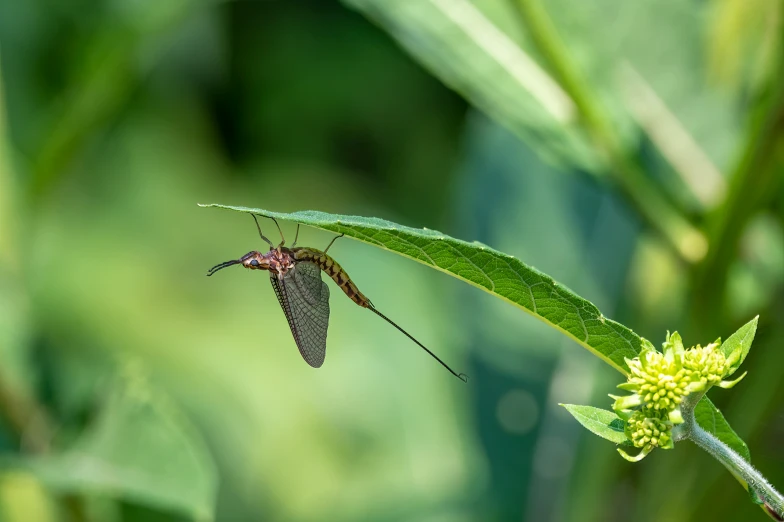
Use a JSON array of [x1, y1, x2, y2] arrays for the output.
[[62, 494, 90, 522], [0, 377, 52, 454], [0, 52, 51, 452], [691, 58, 784, 331], [0, 49, 79, 521], [675, 393, 784, 520], [511, 0, 707, 263]]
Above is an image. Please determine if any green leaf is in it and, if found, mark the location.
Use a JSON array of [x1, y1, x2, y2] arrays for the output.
[[720, 316, 758, 376], [200, 204, 643, 374], [695, 397, 751, 462], [14, 370, 217, 520], [341, 0, 600, 171], [618, 445, 652, 462], [561, 404, 630, 445], [342, 0, 742, 207], [718, 371, 748, 389]]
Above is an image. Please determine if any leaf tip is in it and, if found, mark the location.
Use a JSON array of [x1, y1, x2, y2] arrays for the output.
[[745, 315, 759, 331], [618, 446, 651, 462], [719, 371, 748, 389]]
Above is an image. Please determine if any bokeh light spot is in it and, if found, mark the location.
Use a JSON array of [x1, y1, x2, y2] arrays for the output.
[[496, 388, 539, 435]]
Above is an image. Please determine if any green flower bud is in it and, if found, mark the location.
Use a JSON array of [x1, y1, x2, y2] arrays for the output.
[[623, 348, 691, 411], [682, 342, 726, 386], [662, 331, 685, 361], [625, 411, 674, 450], [615, 333, 739, 420], [613, 331, 749, 462]]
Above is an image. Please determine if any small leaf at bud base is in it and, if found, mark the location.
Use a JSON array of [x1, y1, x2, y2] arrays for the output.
[[719, 371, 748, 389], [618, 445, 653, 462], [611, 394, 642, 411]]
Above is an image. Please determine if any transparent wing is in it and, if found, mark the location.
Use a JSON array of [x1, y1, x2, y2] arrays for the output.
[[269, 261, 330, 368]]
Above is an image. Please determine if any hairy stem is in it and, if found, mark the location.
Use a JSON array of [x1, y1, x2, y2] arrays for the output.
[[675, 393, 784, 520], [511, 0, 707, 263]]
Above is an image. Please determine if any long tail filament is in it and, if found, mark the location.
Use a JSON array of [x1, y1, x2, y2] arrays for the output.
[[369, 306, 468, 383]]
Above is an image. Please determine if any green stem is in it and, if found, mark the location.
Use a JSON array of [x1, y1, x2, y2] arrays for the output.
[[0, 377, 52, 454], [691, 65, 784, 330], [62, 494, 90, 522], [512, 0, 707, 263], [0, 48, 78, 521], [675, 393, 784, 520], [28, 2, 195, 201], [0, 51, 52, 453]]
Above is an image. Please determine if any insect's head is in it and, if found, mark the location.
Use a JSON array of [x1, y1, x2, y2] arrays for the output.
[[207, 251, 272, 276], [240, 251, 274, 271]]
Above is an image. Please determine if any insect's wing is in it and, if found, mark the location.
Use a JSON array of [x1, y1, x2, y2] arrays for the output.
[[269, 262, 330, 368]]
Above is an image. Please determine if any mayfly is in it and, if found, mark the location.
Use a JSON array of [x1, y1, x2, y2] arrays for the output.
[[207, 214, 467, 382]]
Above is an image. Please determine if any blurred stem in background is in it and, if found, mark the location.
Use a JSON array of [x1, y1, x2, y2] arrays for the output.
[[512, 0, 784, 338], [692, 50, 784, 332], [0, 51, 16, 270], [0, 48, 84, 522], [0, 51, 53, 455], [511, 0, 708, 264], [505, 2, 784, 519], [28, 0, 194, 202]]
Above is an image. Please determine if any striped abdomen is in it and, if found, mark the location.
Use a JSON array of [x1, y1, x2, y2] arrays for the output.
[[291, 247, 371, 307]]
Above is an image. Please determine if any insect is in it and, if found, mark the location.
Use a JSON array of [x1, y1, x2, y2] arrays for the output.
[[207, 214, 467, 382]]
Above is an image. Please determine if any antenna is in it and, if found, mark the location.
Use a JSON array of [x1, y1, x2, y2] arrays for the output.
[[207, 259, 241, 276]]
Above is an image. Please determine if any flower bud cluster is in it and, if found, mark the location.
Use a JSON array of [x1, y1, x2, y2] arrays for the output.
[[625, 350, 690, 411], [682, 343, 725, 388], [625, 410, 673, 450], [613, 332, 734, 462]]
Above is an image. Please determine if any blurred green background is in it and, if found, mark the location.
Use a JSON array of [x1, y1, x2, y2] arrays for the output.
[[0, 0, 783, 521]]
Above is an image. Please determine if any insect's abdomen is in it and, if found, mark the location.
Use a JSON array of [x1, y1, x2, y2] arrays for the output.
[[292, 248, 370, 307]]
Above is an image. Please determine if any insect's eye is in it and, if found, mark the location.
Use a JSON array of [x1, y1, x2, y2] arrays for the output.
[[250, 259, 259, 267]]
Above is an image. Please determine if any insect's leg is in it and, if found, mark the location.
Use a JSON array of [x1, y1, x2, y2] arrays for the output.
[[291, 224, 301, 247], [323, 233, 344, 254], [266, 216, 286, 247], [251, 214, 274, 248]]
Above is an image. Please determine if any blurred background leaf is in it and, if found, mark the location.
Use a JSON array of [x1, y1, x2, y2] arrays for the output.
[[343, 0, 597, 170], [16, 366, 216, 520]]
